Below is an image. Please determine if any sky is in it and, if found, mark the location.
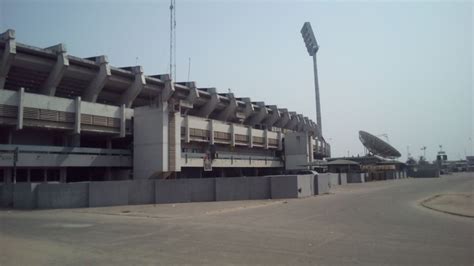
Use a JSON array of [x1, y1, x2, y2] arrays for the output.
[[1, 0, 472, 161]]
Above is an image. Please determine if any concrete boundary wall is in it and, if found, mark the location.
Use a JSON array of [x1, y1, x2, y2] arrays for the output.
[[248, 176, 271, 200], [314, 174, 330, 195], [270, 175, 298, 199], [0, 184, 13, 208], [128, 180, 155, 205], [89, 181, 130, 207], [216, 177, 249, 201], [3, 172, 418, 209], [37, 182, 89, 209], [13, 183, 39, 209]]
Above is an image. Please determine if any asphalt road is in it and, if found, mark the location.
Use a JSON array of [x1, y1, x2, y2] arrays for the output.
[[1, 173, 473, 265]]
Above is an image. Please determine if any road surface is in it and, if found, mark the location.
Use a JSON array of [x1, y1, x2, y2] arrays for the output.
[[1, 173, 473, 265]]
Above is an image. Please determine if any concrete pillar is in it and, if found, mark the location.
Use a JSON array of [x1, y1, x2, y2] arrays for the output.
[[209, 120, 215, 145], [74, 96, 81, 134], [64, 134, 81, 147], [17, 87, 24, 130], [59, 168, 67, 183], [43, 169, 48, 183], [264, 128, 269, 149], [184, 115, 190, 143], [248, 126, 253, 148], [105, 168, 112, 181], [26, 168, 31, 183], [120, 104, 126, 138], [230, 123, 236, 147], [4, 169, 12, 183], [7, 128, 13, 144]]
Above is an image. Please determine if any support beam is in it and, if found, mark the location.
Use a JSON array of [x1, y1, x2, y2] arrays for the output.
[[17, 87, 24, 130], [181, 82, 199, 112], [275, 108, 290, 128], [0, 29, 16, 90], [40, 44, 69, 96], [297, 114, 306, 131], [197, 88, 219, 118], [247, 102, 267, 126], [286, 112, 299, 130], [161, 74, 175, 102], [263, 105, 280, 127], [217, 93, 237, 121], [117, 66, 145, 107], [240, 98, 254, 122], [82, 56, 110, 102]]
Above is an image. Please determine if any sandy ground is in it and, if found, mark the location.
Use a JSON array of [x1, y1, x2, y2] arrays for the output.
[[422, 193, 474, 217], [1, 172, 473, 265]]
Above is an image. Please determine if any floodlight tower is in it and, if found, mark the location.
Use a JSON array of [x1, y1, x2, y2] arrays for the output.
[[301, 22, 322, 135]]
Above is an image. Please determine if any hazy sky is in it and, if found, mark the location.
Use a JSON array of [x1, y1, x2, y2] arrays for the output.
[[1, 0, 472, 161]]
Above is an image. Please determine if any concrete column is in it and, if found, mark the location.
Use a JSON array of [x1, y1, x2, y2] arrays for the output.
[[74, 96, 81, 134], [43, 169, 48, 183], [120, 104, 126, 138], [277, 131, 283, 150], [230, 123, 236, 147], [59, 168, 67, 183], [248, 126, 253, 148], [184, 115, 190, 143], [264, 128, 269, 149], [105, 168, 112, 181], [4, 169, 12, 184], [17, 87, 24, 130], [209, 120, 215, 145], [26, 168, 31, 183], [7, 128, 13, 144]]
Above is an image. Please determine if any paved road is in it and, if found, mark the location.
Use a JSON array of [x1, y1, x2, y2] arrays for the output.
[[1, 173, 473, 265]]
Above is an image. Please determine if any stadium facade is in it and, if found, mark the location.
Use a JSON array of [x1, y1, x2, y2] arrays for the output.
[[0, 29, 330, 183]]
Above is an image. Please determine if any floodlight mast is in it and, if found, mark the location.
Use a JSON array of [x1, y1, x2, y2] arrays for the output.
[[301, 22, 322, 136]]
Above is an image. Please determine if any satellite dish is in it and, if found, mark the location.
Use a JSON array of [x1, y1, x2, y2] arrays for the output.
[[359, 131, 401, 159]]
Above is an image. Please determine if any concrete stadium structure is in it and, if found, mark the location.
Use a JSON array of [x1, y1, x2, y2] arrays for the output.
[[0, 29, 330, 184]]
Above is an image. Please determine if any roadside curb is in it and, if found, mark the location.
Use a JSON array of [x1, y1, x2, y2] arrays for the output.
[[420, 194, 474, 219]]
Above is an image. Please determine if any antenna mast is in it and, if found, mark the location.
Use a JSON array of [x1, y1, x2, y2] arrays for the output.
[[169, 0, 176, 81]]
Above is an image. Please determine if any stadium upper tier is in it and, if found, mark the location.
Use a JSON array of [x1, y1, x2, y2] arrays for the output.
[[0, 29, 320, 136]]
